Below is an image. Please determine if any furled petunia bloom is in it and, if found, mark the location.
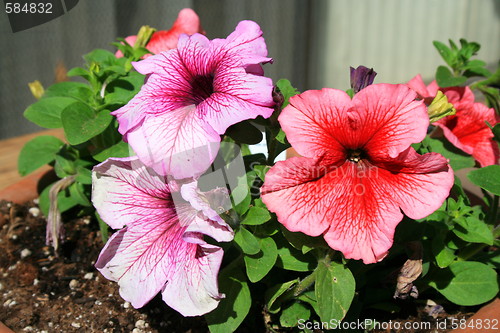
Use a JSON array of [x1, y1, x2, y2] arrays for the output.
[[116, 8, 203, 58], [112, 20, 275, 179], [92, 157, 233, 316], [407, 74, 499, 167], [261, 84, 454, 264]]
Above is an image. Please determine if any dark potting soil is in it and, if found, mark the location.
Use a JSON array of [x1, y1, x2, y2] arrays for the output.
[[0, 200, 207, 333]]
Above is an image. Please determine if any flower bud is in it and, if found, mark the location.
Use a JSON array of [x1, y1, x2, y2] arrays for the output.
[[428, 90, 456, 123], [134, 25, 156, 49], [28, 80, 44, 100], [350, 66, 377, 93]]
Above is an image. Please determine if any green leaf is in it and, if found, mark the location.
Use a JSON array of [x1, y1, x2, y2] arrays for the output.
[[67, 67, 91, 80], [280, 302, 311, 328], [452, 216, 494, 245], [281, 227, 327, 254], [276, 79, 299, 108], [467, 165, 500, 195], [104, 71, 144, 105], [459, 39, 480, 60], [18, 136, 64, 176], [429, 261, 498, 306], [426, 137, 475, 170], [61, 102, 113, 145], [75, 166, 92, 185], [232, 171, 257, 215], [92, 140, 131, 162], [24, 97, 78, 129], [435, 66, 467, 88], [241, 206, 271, 226], [84, 49, 117, 66], [252, 164, 270, 182], [69, 182, 91, 207], [276, 236, 316, 272], [234, 226, 261, 255], [225, 120, 263, 145], [491, 123, 500, 143], [315, 260, 355, 323], [206, 264, 251, 333], [433, 41, 456, 68], [95, 211, 109, 242], [265, 279, 298, 313], [432, 233, 456, 268], [43, 82, 93, 102], [243, 236, 278, 282], [275, 129, 287, 144]]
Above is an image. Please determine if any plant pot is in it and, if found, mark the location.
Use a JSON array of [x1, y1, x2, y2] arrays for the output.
[[450, 298, 500, 333]]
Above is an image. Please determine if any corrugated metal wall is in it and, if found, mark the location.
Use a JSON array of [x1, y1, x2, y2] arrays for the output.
[[313, 0, 500, 90]]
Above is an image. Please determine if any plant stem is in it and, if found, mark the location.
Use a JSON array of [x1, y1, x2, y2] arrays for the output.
[[488, 195, 499, 225]]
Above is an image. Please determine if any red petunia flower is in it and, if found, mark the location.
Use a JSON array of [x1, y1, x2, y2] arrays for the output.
[[407, 75, 499, 167], [116, 8, 203, 58], [261, 84, 454, 264]]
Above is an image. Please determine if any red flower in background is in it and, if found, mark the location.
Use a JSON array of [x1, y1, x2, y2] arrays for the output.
[[261, 84, 454, 264], [407, 75, 499, 167], [116, 8, 203, 58]]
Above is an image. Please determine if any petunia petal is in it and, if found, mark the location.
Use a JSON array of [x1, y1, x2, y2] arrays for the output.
[[161, 243, 224, 316], [352, 84, 428, 159], [279, 88, 352, 159], [92, 157, 171, 229], [126, 105, 221, 178], [373, 147, 454, 219], [436, 102, 499, 167], [261, 156, 343, 237]]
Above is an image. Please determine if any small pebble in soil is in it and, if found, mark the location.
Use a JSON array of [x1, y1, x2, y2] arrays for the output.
[[71, 322, 81, 328], [135, 319, 146, 329], [33, 278, 39, 286], [84, 272, 94, 280], [20, 248, 32, 258], [28, 207, 40, 217], [0, 282, 3, 291], [95, 300, 102, 306], [69, 279, 79, 290], [123, 301, 131, 309]]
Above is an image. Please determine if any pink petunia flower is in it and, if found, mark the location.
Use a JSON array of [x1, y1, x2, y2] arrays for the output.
[[261, 84, 454, 264], [407, 75, 499, 167], [92, 157, 233, 316], [116, 8, 203, 58], [112, 20, 275, 179]]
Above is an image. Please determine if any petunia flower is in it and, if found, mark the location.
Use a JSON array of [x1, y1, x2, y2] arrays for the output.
[[92, 157, 233, 316], [112, 20, 275, 179], [261, 84, 454, 264], [408, 74, 499, 167], [115, 8, 203, 58]]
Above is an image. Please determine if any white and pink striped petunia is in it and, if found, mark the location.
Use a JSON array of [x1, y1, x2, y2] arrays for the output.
[[92, 157, 233, 316], [112, 20, 275, 179]]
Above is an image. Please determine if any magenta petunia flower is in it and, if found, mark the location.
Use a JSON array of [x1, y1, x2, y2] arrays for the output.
[[112, 20, 275, 179], [92, 157, 233, 316], [115, 8, 203, 58], [408, 75, 499, 167], [261, 84, 454, 264]]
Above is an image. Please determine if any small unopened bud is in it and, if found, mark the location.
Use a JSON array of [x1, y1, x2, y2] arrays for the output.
[[350, 66, 377, 94], [28, 80, 45, 99], [135, 25, 156, 49], [427, 91, 456, 123]]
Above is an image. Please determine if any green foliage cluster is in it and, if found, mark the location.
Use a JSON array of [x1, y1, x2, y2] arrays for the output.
[[19, 35, 499, 332]]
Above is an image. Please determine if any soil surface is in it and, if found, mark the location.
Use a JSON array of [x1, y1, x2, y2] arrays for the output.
[[0, 200, 207, 333], [0, 199, 476, 333]]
